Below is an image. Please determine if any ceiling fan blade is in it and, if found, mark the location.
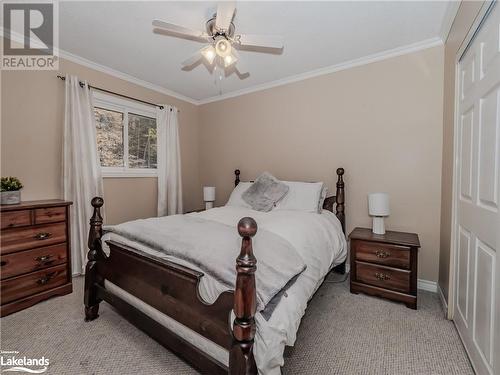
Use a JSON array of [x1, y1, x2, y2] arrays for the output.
[[235, 62, 249, 75], [181, 49, 203, 67], [215, 2, 236, 31], [152, 20, 209, 42], [238, 34, 284, 49], [232, 50, 248, 74]]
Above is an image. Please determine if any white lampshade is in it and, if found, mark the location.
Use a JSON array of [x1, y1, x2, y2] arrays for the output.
[[201, 45, 216, 65], [368, 193, 390, 216], [203, 186, 216, 202]]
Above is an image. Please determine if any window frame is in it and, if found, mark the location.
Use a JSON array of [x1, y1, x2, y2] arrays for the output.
[[93, 91, 159, 178]]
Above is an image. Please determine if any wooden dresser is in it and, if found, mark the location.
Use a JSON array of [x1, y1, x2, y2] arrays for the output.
[[1, 200, 73, 317], [349, 227, 420, 309]]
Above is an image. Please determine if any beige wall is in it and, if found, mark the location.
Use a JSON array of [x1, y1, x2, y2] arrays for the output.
[[1, 58, 202, 224], [439, 2, 484, 300], [2, 37, 449, 283], [199, 46, 445, 282]]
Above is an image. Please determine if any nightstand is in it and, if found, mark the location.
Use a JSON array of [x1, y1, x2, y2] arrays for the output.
[[349, 227, 420, 309]]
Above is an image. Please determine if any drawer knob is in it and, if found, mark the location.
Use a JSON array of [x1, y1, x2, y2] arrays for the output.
[[375, 272, 390, 281], [375, 250, 391, 258], [34, 232, 52, 240], [37, 272, 56, 285]]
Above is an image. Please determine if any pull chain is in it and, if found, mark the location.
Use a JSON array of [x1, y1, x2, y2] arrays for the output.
[[213, 63, 224, 95]]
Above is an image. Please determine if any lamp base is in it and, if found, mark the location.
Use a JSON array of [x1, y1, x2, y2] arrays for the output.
[[372, 216, 386, 235], [205, 201, 214, 210]]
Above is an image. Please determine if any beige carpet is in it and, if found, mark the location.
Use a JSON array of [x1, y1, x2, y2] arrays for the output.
[[0, 276, 473, 374]]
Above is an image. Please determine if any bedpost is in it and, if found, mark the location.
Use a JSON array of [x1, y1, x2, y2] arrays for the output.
[[84, 196, 104, 321], [235, 169, 241, 187], [335, 168, 345, 233], [230, 217, 258, 375]]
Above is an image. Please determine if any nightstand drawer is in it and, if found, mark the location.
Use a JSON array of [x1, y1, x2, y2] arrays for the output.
[[355, 261, 410, 293], [354, 240, 410, 269]]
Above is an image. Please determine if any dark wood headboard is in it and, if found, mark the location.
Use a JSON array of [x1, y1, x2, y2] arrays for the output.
[[233, 168, 346, 234]]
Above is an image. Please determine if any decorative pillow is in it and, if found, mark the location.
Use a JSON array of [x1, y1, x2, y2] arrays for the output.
[[226, 182, 253, 208], [274, 181, 324, 213], [318, 185, 328, 213], [242, 172, 289, 212]]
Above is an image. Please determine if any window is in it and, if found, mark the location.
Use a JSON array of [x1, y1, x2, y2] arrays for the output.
[[93, 91, 158, 177]]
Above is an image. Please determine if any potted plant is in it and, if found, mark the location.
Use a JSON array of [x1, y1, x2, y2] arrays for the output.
[[1, 177, 23, 205]]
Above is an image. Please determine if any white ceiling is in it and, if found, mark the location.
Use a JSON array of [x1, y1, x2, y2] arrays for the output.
[[59, 1, 452, 103]]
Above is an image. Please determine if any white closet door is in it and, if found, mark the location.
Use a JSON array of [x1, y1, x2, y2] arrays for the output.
[[454, 3, 500, 375]]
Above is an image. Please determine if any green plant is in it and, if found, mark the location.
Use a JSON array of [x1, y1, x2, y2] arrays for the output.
[[1, 177, 23, 192]]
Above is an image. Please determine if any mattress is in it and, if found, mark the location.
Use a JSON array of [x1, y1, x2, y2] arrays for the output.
[[101, 206, 347, 375]]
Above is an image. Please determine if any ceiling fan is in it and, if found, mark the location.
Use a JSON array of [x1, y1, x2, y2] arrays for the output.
[[152, 2, 284, 76]]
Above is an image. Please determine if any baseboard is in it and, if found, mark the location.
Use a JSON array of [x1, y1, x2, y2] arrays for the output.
[[438, 283, 449, 314], [417, 279, 438, 293], [345, 262, 351, 274]]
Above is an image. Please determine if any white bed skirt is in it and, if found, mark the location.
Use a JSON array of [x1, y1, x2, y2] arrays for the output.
[[104, 279, 230, 366]]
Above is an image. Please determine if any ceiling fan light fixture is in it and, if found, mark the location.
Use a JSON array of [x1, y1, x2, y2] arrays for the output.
[[215, 38, 232, 57], [201, 45, 216, 65], [223, 53, 237, 67]]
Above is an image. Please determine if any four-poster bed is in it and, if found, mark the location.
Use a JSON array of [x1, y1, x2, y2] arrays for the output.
[[84, 168, 346, 374]]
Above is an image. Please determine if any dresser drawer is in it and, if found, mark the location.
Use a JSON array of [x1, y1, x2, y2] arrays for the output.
[[354, 240, 410, 269], [0, 222, 67, 255], [34, 206, 66, 224], [1, 210, 31, 230], [355, 261, 410, 293], [1, 263, 68, 304], [0, 243, 68, 280]]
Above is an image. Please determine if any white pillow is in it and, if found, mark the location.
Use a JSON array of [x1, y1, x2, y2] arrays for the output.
[[274, 181, 324, 213], [226, 182, 253, 208]]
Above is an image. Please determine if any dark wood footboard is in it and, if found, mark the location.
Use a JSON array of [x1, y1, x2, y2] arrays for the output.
[[84, 199, 259, 374]]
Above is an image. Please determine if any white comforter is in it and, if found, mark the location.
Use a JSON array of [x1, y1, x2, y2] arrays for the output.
[[102, 206, 346, 374]]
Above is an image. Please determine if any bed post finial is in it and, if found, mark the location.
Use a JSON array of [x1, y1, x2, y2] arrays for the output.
[[335, 168, 345, 232], [84, 196, 104, 321], [230, 217, 258, 375], [235, 169, 241, 187], [88, 197, 104, 251]]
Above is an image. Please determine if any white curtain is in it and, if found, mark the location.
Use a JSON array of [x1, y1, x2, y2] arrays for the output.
[[63, 75, 103, 275], [157, 105, 183, 216]]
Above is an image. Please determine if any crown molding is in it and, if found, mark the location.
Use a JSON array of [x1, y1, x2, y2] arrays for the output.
[[58, 49, 199, 105], [2, 29, 198, 105], [440, 1, 461, 43], [3, 27, 443, 107], [198, 37, 443, 105]]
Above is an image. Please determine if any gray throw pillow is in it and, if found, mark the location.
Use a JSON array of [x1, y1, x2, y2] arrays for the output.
[[242, 172, 289, 212]]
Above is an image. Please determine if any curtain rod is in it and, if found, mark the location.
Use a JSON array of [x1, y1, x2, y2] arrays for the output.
[[57, 75, 179, 112]]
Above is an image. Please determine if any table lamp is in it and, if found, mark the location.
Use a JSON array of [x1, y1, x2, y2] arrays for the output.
[[368, 193, 390, 234], [203, 186, 216, 210]]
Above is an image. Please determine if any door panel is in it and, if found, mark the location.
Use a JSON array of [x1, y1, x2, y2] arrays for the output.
[[457, 227, 471, 325], [460, 109, 474, 201], [473, 239, 495, 366], [478, 87, 499, 211], [454, 4, 499, 375]]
